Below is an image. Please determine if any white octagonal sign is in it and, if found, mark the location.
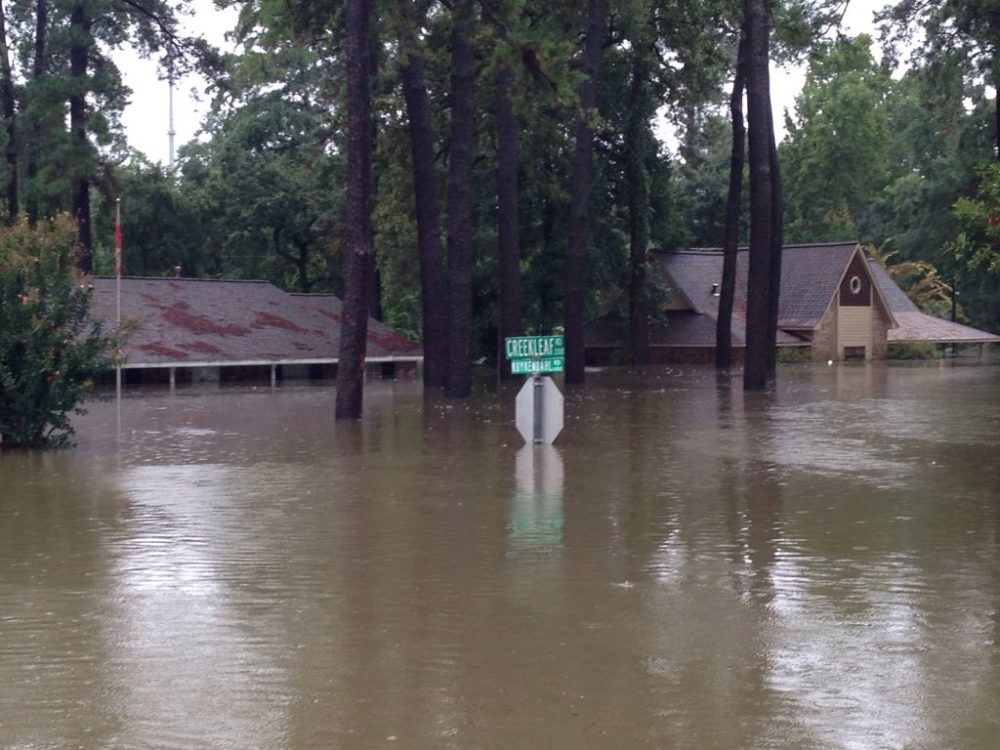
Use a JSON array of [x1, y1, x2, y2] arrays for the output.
[[515, 376, 564, 445]]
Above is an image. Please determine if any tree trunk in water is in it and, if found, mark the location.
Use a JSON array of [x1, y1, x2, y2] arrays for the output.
[[742, 0, 774, 391], [444, 0, 476, 398], [495, 42, 522, 379], [397, 4, 448, 388], [716, 30, 748, 369], [994, 71, 999, 161], [368, 101, 382, 322], [369, 265, 384, 321], [625, 46, 650, 366], [0, 1, 18, 224], [564, 0, 607, 385], [26, 0, 47, 227], [335, 0, 374, 419], [765, 100, 783, 374], [70, 2, 91, 273]]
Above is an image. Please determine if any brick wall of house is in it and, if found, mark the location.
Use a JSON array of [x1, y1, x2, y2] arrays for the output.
[[872, 302, 891, 359], [811, 302, 838, 361]]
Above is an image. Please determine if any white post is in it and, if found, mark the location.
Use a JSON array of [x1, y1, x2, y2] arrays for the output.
[[115, 198, 122, 404], [168, 64, 176, 167], [532, 371, 543, 443]]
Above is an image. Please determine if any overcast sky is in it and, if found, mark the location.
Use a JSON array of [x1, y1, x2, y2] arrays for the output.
[[117, 1, 885, 165], [117, 1, 238, 165]]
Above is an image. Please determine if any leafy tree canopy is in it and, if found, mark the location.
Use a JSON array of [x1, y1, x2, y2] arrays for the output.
[[0, 215, 115, 447]]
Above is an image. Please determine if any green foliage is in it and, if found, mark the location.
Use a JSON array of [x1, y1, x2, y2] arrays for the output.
[[879, 0, 1000, 87], [0, 217, 114, 448], [865, 241, 954, 318], [780, 35, 891, 242], [90, 159, 202, 278], [888, 342, 940, 360], [951, 163, 1000, 274], [1, 0, 221, 225], [776, 345, 812, 363]]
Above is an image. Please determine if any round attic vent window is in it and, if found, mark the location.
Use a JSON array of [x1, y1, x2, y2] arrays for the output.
[[849, 275, 863, 294]]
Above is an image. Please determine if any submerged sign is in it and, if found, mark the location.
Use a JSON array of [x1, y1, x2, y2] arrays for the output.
[[505, 335, 564, 374], [507, 335, 565, 444], [515, 375, 564, 444], [505, 335, 564, 361], [511, 357, 563, 375]]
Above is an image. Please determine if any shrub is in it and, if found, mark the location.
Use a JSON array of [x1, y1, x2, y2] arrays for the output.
[[776, 345, 812, 363], [887, 342, 940, 360], [0, 217, 115, 448]]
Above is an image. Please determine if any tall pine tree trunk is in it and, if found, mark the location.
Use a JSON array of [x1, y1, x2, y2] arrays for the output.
[[368, 42, 382, 323], [564, 0, 607, 385], [994, 71, 999, 160], [26, 0, 47, 227], [495, 36, 522, 380], [397, 2, 448, 388], [742, 0, 774, 391], [335, 0, 374, 419], [0, 1, 18, 224], [716, 30, 748, 369], [625, 44, 650, 366], [70, 2, 92, 273], [765, 100, 783, 374], [444, 0, 476, 398]]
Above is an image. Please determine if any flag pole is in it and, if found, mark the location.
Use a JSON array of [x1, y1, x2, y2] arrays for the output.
[[115, 198, 122, 411]]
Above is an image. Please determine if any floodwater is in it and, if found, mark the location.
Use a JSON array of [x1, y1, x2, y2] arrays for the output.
[[1, 363, 999, 749]]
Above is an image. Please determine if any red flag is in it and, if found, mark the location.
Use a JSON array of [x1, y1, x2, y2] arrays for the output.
[[114, 203, 122, 277]]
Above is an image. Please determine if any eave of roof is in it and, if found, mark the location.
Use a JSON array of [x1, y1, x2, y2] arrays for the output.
[[89, 276, 423, 368]]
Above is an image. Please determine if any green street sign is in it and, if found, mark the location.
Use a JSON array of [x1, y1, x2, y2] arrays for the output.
[[505, 335, 564, 360], [511, 357, 564, 375]]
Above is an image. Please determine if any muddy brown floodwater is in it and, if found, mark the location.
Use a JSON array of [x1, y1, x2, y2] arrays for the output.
[[1, 362, 999, 749]]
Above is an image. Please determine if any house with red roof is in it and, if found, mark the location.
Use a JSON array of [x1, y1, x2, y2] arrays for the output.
[[585, 242, 999, 365], [89, 277, 422, 385]]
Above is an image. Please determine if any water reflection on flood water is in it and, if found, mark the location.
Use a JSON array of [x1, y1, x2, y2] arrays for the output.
[[1, 362, 999, 748]]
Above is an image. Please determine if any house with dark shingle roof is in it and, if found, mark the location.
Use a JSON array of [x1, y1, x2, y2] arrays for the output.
[[585, 241, 999, 365], [866, 260, 1000, 348], [89, 277, 422, 385]]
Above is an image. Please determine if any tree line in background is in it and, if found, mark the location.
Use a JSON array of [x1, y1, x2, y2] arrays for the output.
[[0, 0, 997, 410]]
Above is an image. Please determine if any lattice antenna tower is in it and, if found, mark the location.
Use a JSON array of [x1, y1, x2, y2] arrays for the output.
[[168, 58, 176, 167]]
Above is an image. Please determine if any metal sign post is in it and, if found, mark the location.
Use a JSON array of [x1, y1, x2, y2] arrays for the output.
[[508, 335, 565, 445]]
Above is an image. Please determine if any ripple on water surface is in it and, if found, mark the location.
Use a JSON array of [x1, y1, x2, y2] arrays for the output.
[[1, 366, 999, 748]]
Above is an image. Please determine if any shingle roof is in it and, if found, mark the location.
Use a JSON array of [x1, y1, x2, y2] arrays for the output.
[[658, 241, 861, 329], [867, 260, 1000, 345], [584, 310, 803, 348], [772, 242, 860, 328], [586, 243, 998, 352], [866, 260, 918, 313], [89, 277, 421, 368]]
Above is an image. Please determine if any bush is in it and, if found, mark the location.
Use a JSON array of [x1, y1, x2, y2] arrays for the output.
[[776, 345, 812, 363], [888, 342, 940, 360], [0, 217, 115, 448]]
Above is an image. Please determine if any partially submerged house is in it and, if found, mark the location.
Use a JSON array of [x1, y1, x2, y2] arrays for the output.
[[89, 277, 422, 385], [866, 260, 1000, 351], [585, 241, 999, 364]]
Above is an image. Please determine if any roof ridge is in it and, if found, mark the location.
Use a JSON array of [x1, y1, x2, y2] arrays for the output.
[[655, 240, 859, 255], [94, 275, 273, 284]]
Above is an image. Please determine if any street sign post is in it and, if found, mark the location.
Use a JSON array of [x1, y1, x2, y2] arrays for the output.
[[515, 375, 563, 445], [505, 335, 564, 360], [507, 334, 566, 445], [511, 357, 563, 375]]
